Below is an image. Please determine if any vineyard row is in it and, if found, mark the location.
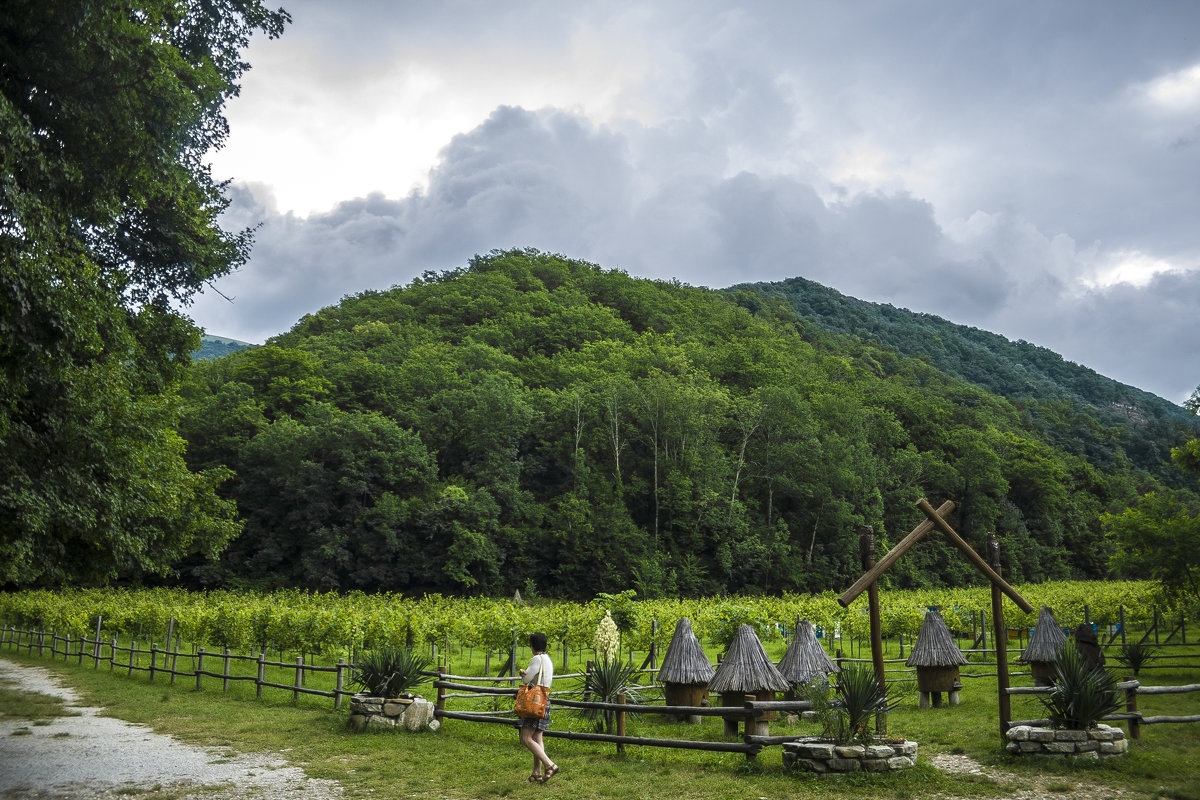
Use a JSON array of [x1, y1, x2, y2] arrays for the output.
[[0, 581, 1183, 660]]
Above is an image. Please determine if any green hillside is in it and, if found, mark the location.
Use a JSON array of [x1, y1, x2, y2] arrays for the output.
[[195, 335, 254, 361], [737, 276, 1198, 488], [176, 250, 1196, 598]]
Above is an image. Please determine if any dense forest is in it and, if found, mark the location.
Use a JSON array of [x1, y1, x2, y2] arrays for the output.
[[175, 249, 1200, 599], [739, 276, 1197, 489]]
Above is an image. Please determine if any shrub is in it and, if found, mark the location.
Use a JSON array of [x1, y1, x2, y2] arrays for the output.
[[805, 665, 896, 745], [582, 658, 643, 733], [350, 646, 432, 697], [1038, 642, 1121, 729], [1114, 641, 1157, 676]]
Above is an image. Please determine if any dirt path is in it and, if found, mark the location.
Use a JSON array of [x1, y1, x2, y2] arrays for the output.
[[0, 658, 343, 800], [928, 752, 1133, 800]]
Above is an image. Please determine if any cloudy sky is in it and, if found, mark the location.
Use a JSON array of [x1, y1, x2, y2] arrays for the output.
[[194, 0, 1200, 403]]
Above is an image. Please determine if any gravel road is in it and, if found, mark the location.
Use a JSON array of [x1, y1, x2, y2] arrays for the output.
[[0, 658, 343, 800]]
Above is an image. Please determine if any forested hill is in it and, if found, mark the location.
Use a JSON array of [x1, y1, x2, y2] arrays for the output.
[[195, 335, 253, 361], [177, 250, 1196, 599], [737, 277, 1199, 489]]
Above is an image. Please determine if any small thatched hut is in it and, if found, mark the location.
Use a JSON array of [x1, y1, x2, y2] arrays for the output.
[[709, 624, 791, 736], [905, 609, 968, 708], [657, 618, 715, 723], [1019, 605, 1069, 685], [776, 618, 839, 695]]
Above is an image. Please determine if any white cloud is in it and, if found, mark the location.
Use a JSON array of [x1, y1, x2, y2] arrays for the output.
[[191, 0, 1200, 403]]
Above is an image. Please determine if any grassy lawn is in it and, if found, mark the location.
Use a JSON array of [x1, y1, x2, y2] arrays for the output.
[[2, 633, 1198, 800]]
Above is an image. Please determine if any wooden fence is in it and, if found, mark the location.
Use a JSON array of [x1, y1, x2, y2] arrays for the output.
[[1005, 680, 1200, 738], [431, 670, 819, 761], [2, 626, 351, 709]]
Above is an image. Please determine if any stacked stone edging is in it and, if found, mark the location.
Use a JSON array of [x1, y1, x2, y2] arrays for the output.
[[1004, 723, 1128, 759], [783, 738, 918, 773], [348, 693, 439, 732]]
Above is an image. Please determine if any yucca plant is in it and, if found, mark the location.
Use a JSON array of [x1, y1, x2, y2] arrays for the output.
[[350, 646, 432, 698], [806, 665, 897, 745], [583, 658, 643, 733], [1038, 641, 1122, 729], [1115, 641, 1157, 676]]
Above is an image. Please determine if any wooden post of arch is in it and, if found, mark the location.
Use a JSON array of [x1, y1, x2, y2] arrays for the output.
[[988, 534, 1012, 737], [838, 499, 1034, 738], [860, 527, 887, 735]]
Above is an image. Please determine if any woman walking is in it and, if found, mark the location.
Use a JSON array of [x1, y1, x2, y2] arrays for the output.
[[518, 632, 560, 783]]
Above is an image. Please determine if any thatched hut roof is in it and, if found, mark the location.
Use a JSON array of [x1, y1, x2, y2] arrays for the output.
[[709, 624, 791, 694], [777, 618, 839, 684], [905, 609, 968, 668], [658, 617, 715, 686], [1019, 605, 1068, 664]]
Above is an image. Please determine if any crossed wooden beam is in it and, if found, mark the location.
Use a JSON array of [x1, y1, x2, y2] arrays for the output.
[[838, 498, 1033, 614]]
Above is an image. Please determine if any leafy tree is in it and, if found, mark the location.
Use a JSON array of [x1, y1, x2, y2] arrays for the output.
[[179, 249, 1173, 597], [1, 0, 288, 585]]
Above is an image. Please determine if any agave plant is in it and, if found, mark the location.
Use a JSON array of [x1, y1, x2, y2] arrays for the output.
[[1114, 641, 1158, 677], [350, 646, 432, 698], [1038, 641, 1121, 729], [583, 658, 643, 733], [806, 665, 897, 745]]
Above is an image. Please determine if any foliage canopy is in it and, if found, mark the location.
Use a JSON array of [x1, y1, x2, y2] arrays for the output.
[[0, 0, 288, 585], [176, 249, 1193, 597]]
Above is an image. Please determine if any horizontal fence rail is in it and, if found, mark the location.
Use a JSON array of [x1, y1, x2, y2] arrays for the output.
[[1004, 679, 1200, 738], [430, 670, 820, 761]]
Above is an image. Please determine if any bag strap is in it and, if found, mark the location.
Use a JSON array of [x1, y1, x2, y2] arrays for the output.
[[528, 653, 549, 687]]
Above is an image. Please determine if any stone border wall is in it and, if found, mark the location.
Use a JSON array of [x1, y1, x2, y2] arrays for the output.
[[1004, 723, 1128, 759], [783, 738, 918, 773], [348, 693, 440, 732]]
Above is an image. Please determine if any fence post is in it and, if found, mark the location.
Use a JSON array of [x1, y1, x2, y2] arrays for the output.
[[334, 659, 346, 710], [150, 645, 157, 683], [1125, 677, 1140, 740], [196, 647, 205, 692], [257, 651, 266, 699], [616, 694, 626, 755], [170, 634, 179, 685], [128, 639, 136, 677], [1154, 608, 1160, 644], [62, 633, 69, 661], [294, 656, 303, 702], [1120, 605, 1127, 645], [93, 617, 103, 669], [436, 668, 447, 713], [109, 638, 117, 671], [223, 648, 231, 693]]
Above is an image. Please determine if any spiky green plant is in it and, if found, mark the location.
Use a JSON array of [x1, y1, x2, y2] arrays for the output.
[[1038, 641, 1122, 729], [350, 646, 432, 697], [582, 658, 643, 733], [1115, 641, 1158, 677], [805, 665, 896, 745]]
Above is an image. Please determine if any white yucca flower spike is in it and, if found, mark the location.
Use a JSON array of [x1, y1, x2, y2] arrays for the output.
[[594, 610, 620, 664]]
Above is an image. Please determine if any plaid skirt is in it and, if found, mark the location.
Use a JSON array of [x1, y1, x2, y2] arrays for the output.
[[517, 702, 551, 732]]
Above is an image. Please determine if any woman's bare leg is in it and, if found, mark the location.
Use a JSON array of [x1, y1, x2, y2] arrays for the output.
[[519, 727, 552, 776]]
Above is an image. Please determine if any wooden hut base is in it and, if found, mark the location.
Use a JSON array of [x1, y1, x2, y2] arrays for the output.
[[916, 666, 961, 708], [1029, 661, 1056, 686], [664, 683, 708, 724], [719, 691, 776, 737]]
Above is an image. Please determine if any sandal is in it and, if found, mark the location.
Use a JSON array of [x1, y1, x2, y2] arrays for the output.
[[540, 764, 559, 782], [527, 774, 541, 783]]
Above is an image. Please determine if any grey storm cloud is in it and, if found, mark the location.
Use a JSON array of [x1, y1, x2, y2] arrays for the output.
[[190, 0, 1200, 403]]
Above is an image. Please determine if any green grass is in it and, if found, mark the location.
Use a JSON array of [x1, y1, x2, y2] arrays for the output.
[[0, 680, 80, 722], [3, 631, 1199, 800]]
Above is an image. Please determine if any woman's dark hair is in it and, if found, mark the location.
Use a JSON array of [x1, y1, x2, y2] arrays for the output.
[[530, 632, 548, 652]]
